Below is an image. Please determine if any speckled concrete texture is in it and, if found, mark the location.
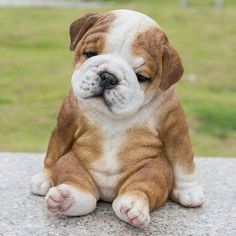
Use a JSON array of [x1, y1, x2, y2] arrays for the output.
[[0, 153, 236, 236]]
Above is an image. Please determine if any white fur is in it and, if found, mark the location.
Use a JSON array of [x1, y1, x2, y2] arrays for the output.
[[112, 192, 150, 227], [89, 129, 124, 202], [45, 184, 97, 216], [31, 172, 51, 196], [171, 165, 205, 207]]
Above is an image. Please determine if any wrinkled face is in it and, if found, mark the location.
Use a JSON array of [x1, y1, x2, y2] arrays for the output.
[[70, 10, 183, 118]]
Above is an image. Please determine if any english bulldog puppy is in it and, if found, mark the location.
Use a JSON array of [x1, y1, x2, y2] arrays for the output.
[[31, 10, 205, 227]]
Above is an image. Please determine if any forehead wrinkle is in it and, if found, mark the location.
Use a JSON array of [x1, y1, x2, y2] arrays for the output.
[[83, 33, 104, 50]]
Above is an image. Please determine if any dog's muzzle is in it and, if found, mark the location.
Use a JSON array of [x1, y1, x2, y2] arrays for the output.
[[71, 54, 144, 117]]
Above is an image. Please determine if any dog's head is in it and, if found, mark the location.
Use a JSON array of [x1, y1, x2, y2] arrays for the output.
[[70, 10, 183, 118]]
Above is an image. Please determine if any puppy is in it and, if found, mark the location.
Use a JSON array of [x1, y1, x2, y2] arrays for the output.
[[31, 10, 205, 227]]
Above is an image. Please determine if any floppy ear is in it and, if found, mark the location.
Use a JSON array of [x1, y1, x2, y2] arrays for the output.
[[69, 13, 101, 51], [160, 42, 184, 91]]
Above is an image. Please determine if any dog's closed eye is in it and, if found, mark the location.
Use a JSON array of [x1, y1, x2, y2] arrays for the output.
[[83, 51, 98, 59], [136, 73, 150, 83]]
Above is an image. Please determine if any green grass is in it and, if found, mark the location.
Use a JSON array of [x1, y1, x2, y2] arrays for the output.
[[0, 1, 236, 156]]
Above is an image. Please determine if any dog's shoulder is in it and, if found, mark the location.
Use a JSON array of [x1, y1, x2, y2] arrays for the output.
[[156, 88, 189, 139]]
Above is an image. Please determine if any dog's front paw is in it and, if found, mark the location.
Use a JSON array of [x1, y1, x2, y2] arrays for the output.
[[45, 184, 97, 216], [112, 192, 150, 228], [31, 172, 51, 196], [171, 182, 205, 207]]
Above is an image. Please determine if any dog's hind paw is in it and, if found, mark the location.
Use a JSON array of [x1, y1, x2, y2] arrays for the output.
[[171, 182, 205, 207], [30, 172, 51, 196], [45, 184, 97, 216]]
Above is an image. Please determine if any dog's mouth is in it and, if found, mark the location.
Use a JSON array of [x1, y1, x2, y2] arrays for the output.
[[85, 86, 114, 108], [86, 96, 113, 112]]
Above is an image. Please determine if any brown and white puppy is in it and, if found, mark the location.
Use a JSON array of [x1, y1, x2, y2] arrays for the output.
[[31, 10, 205, 227]]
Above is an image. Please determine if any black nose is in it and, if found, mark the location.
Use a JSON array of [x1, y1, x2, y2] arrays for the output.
[[100, 72, 118, 89]]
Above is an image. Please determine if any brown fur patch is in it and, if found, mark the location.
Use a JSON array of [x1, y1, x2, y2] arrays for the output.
[[132, 27, 163, 84], [71, 13, 115, 66], [132, 27, 183, 92], [71, 117, 103, 167], [44, 90, 80, 174], [118, 126, 163, 171], [44, 90, 104, 180], [158, 93, 195, 173]]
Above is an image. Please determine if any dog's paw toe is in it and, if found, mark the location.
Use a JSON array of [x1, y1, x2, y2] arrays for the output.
[[45, 184, 75, 213], [113, 193, 150, 227], [31, 172, 50, 196]]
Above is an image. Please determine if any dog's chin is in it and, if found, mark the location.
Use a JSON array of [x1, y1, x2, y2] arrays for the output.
[[75, 91, 144, 119]]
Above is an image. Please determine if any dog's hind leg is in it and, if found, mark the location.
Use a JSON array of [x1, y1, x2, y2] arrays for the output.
[[45, 151, 99, 216], [161, 103, 205, 207]]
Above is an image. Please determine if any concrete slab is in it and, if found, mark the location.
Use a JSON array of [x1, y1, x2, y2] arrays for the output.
[[0, 153, 235, 236]]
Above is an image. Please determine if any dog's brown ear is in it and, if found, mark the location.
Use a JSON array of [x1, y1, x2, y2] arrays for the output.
[[160, 42, 184, 91], [69, 13, 100, 51]]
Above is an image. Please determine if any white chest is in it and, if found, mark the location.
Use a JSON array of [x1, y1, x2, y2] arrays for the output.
[[88, 120, 127, 201]]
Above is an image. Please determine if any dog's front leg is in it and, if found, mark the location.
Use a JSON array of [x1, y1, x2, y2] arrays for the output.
[[113, 157, 173, 227], [162, 104, 205, 207], [31, 91, 79, 196]]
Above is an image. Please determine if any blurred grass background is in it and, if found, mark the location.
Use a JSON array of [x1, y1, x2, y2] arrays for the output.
[[0, 0, 235, 156]]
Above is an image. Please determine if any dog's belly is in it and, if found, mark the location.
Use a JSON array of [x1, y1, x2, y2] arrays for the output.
[[87, 128, 163, 202], [89, 168, 120, 202]]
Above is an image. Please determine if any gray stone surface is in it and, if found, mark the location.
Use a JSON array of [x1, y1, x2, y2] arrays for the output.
[[0, 153, 236, 236]]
